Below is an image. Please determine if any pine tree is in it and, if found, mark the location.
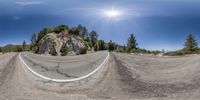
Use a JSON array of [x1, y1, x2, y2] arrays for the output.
[[108, 40, 115, 51], [31, 33, 37, 45], [76, 24, 88, 39], [53, 25, 69, 33], [123, 44, 126, 51], [37, 28, 51, 42], [15, 45, 23, 52], [22, 40, 26, 51], [127, 34, 138, 51], [94, 41, 99, 51], [89, 31, 98, 46], [98, 40, 106, 50], [30, 33, 38, 52], [184, 34, 198, 52]]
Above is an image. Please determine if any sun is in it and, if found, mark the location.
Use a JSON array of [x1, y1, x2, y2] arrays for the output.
[[103, 8, 122, 18]]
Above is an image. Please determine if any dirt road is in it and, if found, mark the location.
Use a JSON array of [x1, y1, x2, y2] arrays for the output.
[[0, 52, 200, 100]]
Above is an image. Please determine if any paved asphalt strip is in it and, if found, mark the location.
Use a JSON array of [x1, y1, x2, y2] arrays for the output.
[[19, 52, 110, 83]]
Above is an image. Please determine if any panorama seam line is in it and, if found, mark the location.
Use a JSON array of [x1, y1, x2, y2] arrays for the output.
[[19, 52, 110, 82]]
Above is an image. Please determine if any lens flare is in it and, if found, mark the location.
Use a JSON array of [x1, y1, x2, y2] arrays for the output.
[[104, 8, 121, 18]]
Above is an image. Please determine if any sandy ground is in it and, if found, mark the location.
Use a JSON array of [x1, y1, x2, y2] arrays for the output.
[[0, 52, 200, 100]]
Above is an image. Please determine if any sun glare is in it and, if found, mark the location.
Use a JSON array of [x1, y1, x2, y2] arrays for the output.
[[104, 8, 122, 18]]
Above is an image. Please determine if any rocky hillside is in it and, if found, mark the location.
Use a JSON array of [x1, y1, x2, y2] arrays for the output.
[[30, 24, 107, 56], [38, 30, 87, 56]]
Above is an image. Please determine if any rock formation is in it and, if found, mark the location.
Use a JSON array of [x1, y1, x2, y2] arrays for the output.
[[38, 30, 86, 56]]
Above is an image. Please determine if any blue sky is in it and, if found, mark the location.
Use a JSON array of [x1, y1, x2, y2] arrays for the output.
[[0, 0, 200, 51]]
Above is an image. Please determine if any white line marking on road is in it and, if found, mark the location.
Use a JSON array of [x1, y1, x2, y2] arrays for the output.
[[19, 52, 109, 82]]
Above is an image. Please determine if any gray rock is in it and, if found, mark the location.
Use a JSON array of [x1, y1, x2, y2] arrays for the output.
[[38, 31, 86, 56]]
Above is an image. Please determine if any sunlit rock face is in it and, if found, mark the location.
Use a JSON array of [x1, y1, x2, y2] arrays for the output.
[[38, 31, 86, 56]]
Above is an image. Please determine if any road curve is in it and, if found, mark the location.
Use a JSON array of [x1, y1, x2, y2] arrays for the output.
[[1, 52, 200, 99], [19, 51, 109, 82]]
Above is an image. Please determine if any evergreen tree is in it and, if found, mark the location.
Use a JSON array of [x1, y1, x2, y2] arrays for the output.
[[123, 44, 126, 51], [127, 34, 138, 51], [98, 40, 106, 50], [108, 40, 115, 51], [0, 47, 2, 52], [30, 33, 39, 53], [82, 27, 88, 39], [76, 24, 88, 39], [89, 31, 98, 46], [37, 28, 52, 42], [15, 45, 23, 52], [184, 34, 198, 52], [22, 40, 26, 51], [53, 25, 69, 33], [31, 33, 37, 45], [69, 27, 80, 35], [94, 41, 99, 51], [31, 44, 39, 53]]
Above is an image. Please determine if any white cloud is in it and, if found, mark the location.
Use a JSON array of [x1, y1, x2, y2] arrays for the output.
[[16, 1, 44, 6]]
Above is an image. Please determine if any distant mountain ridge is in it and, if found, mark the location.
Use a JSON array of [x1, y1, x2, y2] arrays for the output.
[[0, 44, 24, 53], [3, 44, 15, 47]]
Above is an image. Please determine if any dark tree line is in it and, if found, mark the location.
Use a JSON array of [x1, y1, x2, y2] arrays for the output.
[[109, 33, 200, 55], [0, 45, 23, 53], [108, 33, 138, 53]]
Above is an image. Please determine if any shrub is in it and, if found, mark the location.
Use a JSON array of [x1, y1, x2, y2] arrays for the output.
[[31, 43, 39, 53], [108, 40, 115, 51], [53, 25, 69, 33], [69, 29, 80, 35], [15, 46, 23, 52], [98, 40, 106, 50], [94, 42, 99, 51], [37, 28, 52, 42], [60, 48, 68, 56], [130, 49, 138, 53], [79, 47, 87, 54]]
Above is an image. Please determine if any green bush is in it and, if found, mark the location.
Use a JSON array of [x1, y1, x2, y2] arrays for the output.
[[30, 43, 39, 53], [53, 25, 69, 33], [60, 48, 68, 56], [108, 40, 115, 51], [98, 40, 106, 50], [94, 42, 99, 51], [15, 46, 23, 52], [69, 29, 80, 35], [79, 47, 87, 54], [37, 28, 52, 42], [130, 49, 138, 53]]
